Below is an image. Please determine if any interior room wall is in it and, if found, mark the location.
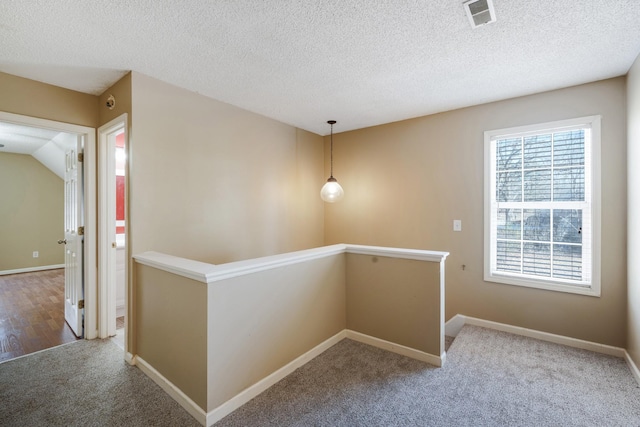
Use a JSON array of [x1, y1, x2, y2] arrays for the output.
[[207, 253, 346, 411], [325, 77, 627, 347], [0, 71, 98, 127], [627, 54, 640, 364], [135, 263, 208, 411], [346, 254, 442, 356], [0, 152, 64, 271], [129, 72, 325, 264], [98, 72, 132, 126]]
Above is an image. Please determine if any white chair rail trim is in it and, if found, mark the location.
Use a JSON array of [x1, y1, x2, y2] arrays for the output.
[[133, 244, 449, 284]]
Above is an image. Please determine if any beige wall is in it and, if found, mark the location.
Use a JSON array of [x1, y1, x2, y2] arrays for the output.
[[207, 254, 346, 410], [97, 74, 135, 351], [98, 72, 132, 126], [129, 72, 324, 264], [628, 55, 640, 364], [0, 72, 98, 127], [346, 254, 442, 356], [326, 77, 627, 347], [0, 153, 64, 271], [135, 263, 208, 410]]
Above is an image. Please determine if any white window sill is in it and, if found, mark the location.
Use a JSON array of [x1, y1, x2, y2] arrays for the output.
[[484, 272, 600, 297]]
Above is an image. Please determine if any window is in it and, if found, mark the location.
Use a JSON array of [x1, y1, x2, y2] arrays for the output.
[[484, 116, 601, 296]]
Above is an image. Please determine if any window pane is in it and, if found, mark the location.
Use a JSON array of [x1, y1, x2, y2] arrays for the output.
[[553, 209, 582, 244], [497, 208, 521, 240], [496, 138, 522, 171], [553, 167, 584, 201], [523, 209, 550, 242], [496, 241, 521, 273], [553, 244, 582, 280], [497, 171, 522, 202], [524, 134, 551, 169], [523, 243, 551, 277], [524, 169, 551, 201], [553, 130, 584, 167], [487, 118, 596, 292]]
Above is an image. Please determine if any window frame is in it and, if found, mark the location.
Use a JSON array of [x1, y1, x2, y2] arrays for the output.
[[483, 116, 601, 297]]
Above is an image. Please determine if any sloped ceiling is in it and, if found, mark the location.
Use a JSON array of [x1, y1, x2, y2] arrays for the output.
[[1, 1, 640, 135], [0, 121, 75, 179]]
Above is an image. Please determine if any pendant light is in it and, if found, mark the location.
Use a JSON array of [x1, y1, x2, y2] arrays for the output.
[[321, 120, 344, 203]]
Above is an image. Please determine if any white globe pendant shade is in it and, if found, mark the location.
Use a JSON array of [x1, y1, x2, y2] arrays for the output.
[[321, 177, 344, 203]]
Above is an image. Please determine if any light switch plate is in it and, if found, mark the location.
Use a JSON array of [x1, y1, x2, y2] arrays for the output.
[[453, 220, 462, 232]]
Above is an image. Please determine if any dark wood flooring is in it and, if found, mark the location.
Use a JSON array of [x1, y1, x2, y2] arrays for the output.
[[0, 269, 78, 363], [116, 316, 125, 330]]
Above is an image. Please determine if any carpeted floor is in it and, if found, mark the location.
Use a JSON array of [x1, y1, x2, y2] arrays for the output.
[[1, 325, 640, 426], [0, 339, 200, 427], [216, 325, 640, 426]]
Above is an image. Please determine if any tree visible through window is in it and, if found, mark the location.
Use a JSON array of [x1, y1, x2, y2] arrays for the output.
[[484, 117, 600, 296]]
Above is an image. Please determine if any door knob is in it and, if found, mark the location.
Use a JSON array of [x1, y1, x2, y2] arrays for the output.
[[57, 239, 67, 245]]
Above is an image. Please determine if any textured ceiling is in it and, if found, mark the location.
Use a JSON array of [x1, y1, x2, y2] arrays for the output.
[[1, 1, 640, 135]]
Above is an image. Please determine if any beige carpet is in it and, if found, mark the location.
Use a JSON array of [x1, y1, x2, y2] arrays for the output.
[[0, 340, 200, 426], [217, 325, 640, 426], [2, 326, 640, 426]]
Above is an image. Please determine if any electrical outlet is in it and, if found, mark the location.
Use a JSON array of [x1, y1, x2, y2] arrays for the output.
[[453, 220, 462, 232], [33, 251, 39, 258]]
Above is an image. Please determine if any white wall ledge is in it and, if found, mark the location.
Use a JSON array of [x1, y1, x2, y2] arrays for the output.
[[133, 251, 218, 283], [133, 244, 449, 284]]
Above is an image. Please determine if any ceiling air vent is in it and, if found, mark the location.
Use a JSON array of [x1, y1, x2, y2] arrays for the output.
[[463, 0, 496, 28]]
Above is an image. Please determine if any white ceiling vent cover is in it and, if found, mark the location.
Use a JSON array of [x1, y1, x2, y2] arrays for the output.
[[463, 0, 496, 28]]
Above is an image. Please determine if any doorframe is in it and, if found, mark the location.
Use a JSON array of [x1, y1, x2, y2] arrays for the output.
[[0, 111, 98, 339], [97, 114, 128, 341]]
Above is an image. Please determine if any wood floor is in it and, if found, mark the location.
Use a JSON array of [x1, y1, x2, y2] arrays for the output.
[[0, 269, 78, 363]]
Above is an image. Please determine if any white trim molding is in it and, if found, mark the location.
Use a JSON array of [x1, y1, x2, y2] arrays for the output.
[[125, 352, 136, 366], [132, 244, 449, 425], [624, 352, 640, 386], [0, 264, 65, 276], [134, 328, 443, 427], [483, 115, 602, 297], [345, 330, 442, 367], [445, 314, 625, 357], [345, 244, 449, 263], [136, 356, 207, 426], [133, 244, 449, 284], [445, 314, 640, 387], [132, 251, 219, 282], [206, 331, 346, 426], [98, 114, 128, 340]]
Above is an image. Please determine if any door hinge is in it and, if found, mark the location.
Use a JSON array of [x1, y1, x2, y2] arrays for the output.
[[78, 226, 84, 236], [78, 152, 84, 162], [78, 299, 85, 309]]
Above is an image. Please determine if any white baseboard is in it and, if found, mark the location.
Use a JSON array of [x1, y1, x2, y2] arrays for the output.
[[205, 330, 347, 426], [136, 330, 442, 426], [125, 352, 136, 366], [136, 356, 207, 426], [345, 330, 442, 367], [624, 351, 640, 386], [446, 314, 625, 358], [444, 314, 467, 337], [0, 264, 65, 276], [116, 305, 126, 318]]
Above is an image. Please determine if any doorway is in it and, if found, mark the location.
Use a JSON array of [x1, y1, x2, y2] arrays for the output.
[[98, 115, 128, 352], [0, 111, 97, 362]]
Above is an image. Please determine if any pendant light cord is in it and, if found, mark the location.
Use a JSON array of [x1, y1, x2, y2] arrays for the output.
[[330, 122, 334, 177], [327, 120, 336, 178]]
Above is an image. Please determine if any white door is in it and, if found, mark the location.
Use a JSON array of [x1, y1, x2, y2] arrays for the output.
[[98, 116, 127, 339], [61, 136, 85, 337]]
